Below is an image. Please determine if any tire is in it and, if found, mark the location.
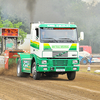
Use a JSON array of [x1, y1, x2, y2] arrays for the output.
[[17, 58, 29, 77], [32, 62, 41, 80], [80, 57, 88, 65], [67, 71, 76, 80]]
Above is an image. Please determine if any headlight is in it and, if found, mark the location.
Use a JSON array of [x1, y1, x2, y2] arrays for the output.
[[42, 60, 47, 64], [73, 60, 78, 64]]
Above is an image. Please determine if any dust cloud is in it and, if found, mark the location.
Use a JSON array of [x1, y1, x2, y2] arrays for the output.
[[0, 0, 36, 22], [0, 64, 17, 76]]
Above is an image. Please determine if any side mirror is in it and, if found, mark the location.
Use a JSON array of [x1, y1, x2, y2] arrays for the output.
[[79, 32, 84, 41]]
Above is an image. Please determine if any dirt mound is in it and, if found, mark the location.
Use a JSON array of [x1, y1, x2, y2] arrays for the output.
[[0, 63, 17, 76]]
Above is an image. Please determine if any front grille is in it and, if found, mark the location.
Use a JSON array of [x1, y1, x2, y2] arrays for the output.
[[53, 51, 68, 58], [56, 67, 65, 69], [53, 60, 67, 66]]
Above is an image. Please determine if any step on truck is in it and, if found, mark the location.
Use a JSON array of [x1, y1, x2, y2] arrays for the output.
[[17, 22, 84, 80]]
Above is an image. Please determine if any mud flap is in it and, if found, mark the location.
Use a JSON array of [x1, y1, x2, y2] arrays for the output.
[[17, 53, 32, 73]]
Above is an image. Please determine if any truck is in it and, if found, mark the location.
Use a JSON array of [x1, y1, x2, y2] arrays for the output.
[[17, 22, 84, 80]]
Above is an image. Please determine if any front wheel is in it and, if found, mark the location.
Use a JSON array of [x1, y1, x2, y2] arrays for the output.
[[32, 62, 41, 80], [67, 71, 76, 80]]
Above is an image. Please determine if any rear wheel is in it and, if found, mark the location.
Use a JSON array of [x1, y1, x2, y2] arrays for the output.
[[80, 57, 88, 65], [32, 62, 41, 80], [17, 58, 29, 77], [67, 71, 76, 80]]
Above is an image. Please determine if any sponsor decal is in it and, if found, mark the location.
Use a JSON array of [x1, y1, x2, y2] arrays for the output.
[[69, 43, 77, 50], [44, 43, 52, 50], [25, 68, 30, 70], [30, 40, 39, 49], [43, 43, 77, 50], [52, 45, 69, 49]]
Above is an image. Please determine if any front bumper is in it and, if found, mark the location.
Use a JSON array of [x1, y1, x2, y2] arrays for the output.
[[36, 58, 80, 72], [37, 65, 79, 72]]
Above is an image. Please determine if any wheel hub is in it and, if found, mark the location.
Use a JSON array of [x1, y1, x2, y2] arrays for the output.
[[17, 64, 20, 74]]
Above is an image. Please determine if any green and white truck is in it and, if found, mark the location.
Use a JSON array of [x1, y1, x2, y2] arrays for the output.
[[17, 22, 84, 80]]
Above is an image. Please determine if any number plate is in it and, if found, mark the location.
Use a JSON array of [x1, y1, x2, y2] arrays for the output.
[[56, 69, 65, 72]]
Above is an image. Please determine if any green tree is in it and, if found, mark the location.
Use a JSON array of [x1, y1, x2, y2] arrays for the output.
[[0, 18, 27, 42]]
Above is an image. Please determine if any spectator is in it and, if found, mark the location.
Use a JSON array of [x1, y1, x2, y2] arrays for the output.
[[89, 54, 93, 65]]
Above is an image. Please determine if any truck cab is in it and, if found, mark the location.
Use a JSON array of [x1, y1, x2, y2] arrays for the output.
[[17, 22, 83, 80]]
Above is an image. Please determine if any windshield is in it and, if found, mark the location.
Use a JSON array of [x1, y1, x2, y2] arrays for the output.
[[40, 28, 78, 43]]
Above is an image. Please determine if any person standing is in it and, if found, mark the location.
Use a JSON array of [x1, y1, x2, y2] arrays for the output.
[[90, 54, 93, 65]]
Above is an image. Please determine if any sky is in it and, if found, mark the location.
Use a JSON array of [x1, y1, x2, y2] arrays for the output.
[[82, 0, 100, 6]]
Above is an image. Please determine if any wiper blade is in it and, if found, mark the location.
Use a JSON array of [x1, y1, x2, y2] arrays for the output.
[[43, 38, 58, 42], [59, 38, 70, 39], [59, 38, 74, 42]]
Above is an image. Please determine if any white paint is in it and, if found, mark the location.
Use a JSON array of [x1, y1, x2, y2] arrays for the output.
[[43, 51, 52, 57], [68, 51, 77, 58], [94, 70, 100, 73], [18, 34, 31, 51]]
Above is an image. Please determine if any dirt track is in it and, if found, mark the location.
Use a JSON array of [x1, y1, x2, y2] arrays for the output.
[[0, 65, 100, 100]]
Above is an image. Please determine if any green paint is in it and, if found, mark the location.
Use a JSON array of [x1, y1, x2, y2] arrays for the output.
[[30, 54, 79, 72], [18, 53, 32, 73], [39, 24, 77, 28], [69, 44, 77, 50], [22, 60, 31, 73], [30, 41, 39, 49], [44, 45, 52, 50], [18, 53, 79, 74]]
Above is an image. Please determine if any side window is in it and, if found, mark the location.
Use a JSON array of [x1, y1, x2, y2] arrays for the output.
[[79, 47, 83, 51], [35, 28, 39, 39]]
